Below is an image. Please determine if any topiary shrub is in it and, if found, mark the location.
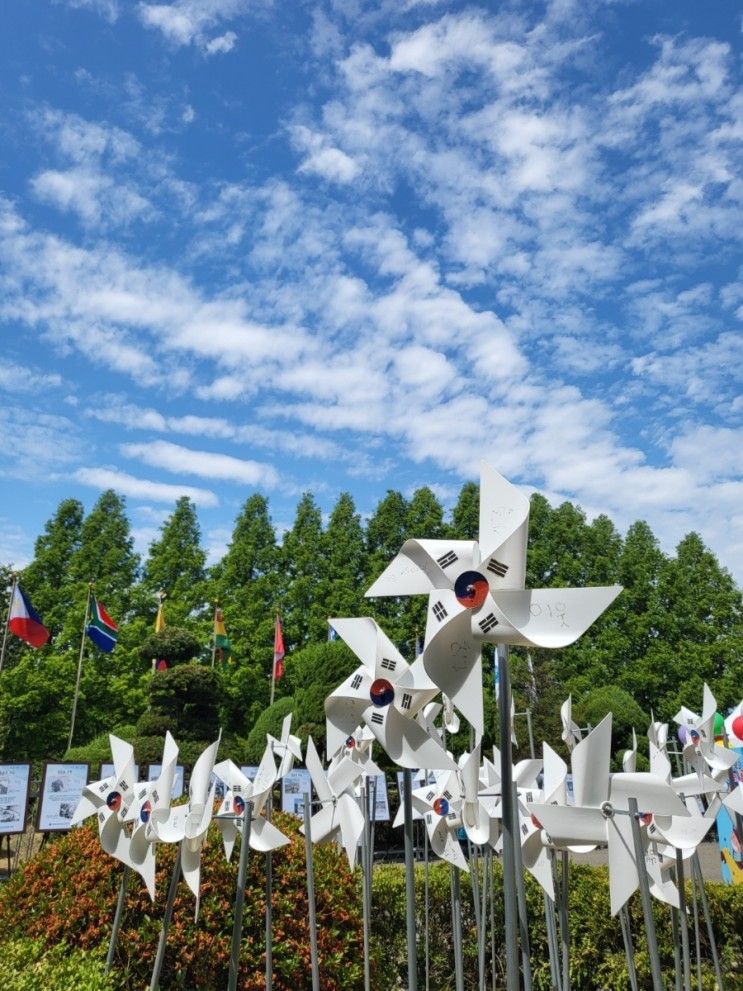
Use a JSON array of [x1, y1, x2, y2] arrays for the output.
[[0, 815, 364, 991], [138, 628, 201, 667], [143, 664, 221, 740]]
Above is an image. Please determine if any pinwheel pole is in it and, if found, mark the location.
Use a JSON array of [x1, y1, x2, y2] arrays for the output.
[[302, 793, 321, 991], [265, 795, 274, 991], [0, 572, 17, 673], [149, 845, 182, 991], [628, 798, 664, 991], [105, 865, 130, 974], [402, 768, 419, 991], [497, 643, 521, 991], [227, 800, 254, 991]]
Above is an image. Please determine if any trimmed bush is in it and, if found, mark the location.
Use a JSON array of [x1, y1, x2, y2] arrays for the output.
[[0, 937, 112, 991], [0, 815, 363, 991]]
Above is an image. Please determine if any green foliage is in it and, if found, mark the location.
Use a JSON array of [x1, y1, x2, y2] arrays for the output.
[[142, 663, 221, 740], [245, 696, 295, 763], [0, 938, 112, 991], [0, 817, 364, 991], [140, 497, 207, 626], [371, 861, 743, 991], [576, 685, 648, 761], [137, 628, 201, 666]]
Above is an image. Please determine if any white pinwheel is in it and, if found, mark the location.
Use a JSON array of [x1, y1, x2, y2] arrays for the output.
[[71, 734, 138, 869], [126, 731, 180, 899], [325, 617, 455, 772], [402, 767, 469, 871], [561, 696, 582, 751], [674, 684, 738, 776], [367, 463, 621, 735], [213, 759, 290, 859], [528, 715, 694, 914], [301, 736, 365, 869], [266, 713, 303, 780]]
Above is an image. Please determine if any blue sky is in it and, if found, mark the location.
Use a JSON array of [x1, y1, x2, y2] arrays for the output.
[[0, 0, 741, 583]]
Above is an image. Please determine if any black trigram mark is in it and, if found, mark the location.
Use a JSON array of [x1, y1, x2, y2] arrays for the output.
[[370, 712, 384, 725], [401, 692, 412, 710], [98, 782, 107, 793], [479, 613, 499, 634], [426, 790, 435, 801], [437, 550, 458, 569], [234, 785, 242, 794], [426, 812, 433, 825], [381, 658, 397, 671], [444, 789, 452, 800], [120, 782, 129, 792], [487, 558, 509, 577], [525, 791, 533, 803], [433, 601, 448, 622], [521, 822, 528, 836], [152, 789, 159, 803], [447, 812, 457, 821], [351, 674, 363, 690], [99, 811, 105, 822]]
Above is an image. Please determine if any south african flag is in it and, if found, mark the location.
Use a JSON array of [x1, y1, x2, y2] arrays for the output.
[[86, 598, 118, 653]]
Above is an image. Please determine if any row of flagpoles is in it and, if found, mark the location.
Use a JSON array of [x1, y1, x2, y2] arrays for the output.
[[0, 576, 287, 749]]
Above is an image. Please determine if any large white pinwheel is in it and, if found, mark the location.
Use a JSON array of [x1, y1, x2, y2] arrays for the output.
[[398, 767, 469, 871], [71, 734, 138, 869], [328, 725, 383, 778], [674, 684, 739, 776], [213, 759, 290, 859], [367, 463, 621, 735], [325, 617, 455, 772], [126, 731, 180, 899], [528, 715, 694, 914], [301, 736, 365, 869]]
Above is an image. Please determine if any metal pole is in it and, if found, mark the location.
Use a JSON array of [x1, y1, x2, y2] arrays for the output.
[[402, 768, 418, 991], [149, 845, 182, 991], [619, 905, 639, 991], [628, 799, 664, 991], [451, 865, 465, 991], [512, 782, 532, 991], [0, 573, 17, 673], [265, 794, 273, 991], [558, 852, 570, 991], [424, 823, 430, 991], [544, 891, 561, 991], [489, 846, 497, 991], [227, 800, 254, 991], [671, 907, 683, 991], [68, 583, 92, 751], [676, 850, 691, 991], [690, 862, 703, 991], [303, 793, 320, 991], [106, 865, 130, 974], [497, 642, 520, 991], [525, 709, 535, 760], [361, 781, 372, 991], [691, 853, 724, 991], [480, 847, 488, 991]]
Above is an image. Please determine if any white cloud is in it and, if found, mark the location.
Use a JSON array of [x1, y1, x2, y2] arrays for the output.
[[0, 363, 63, 394], [56, 0, 119, 22], [138, 0, 246, 53], [75, 466, 219, 506], [291, 126, 360, 184], [204, 31, 237, 55], [121, 439, 280, 487]]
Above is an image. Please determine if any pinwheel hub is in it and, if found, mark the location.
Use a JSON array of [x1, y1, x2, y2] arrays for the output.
[[232, 795, 245, 815], [345, 735, 356, 748], [433, 797, 450, 817], [531, 813, 542, 829], [600, 801, 614, 819], [370, 678, 394, 707], [106, 791, 122, 812], [140, 799, 152, 823], [640, 812, 653, 826], [689, 729, 701, 745], [454, 570, 489, 610]]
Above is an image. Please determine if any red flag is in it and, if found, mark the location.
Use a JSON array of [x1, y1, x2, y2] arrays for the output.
[[273, 615, 285, 681]]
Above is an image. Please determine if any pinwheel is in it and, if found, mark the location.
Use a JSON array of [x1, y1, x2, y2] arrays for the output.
[[328, 725, 383, 778], [366, 462, 621, 735], [561, 696, 582, 751], [401, 767, 469, 871], [266, 713, 303, 779], [126, 731, 180, 899], [301, 736, 365, 869], [71, 734, 138, 868], [674, 684, 739, 776], [528, 714, 695, 914], [213, 759, 290, 859], [325, 616, 455, 771]]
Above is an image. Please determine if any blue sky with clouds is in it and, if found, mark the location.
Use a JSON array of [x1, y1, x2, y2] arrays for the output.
[[0, 0, 741, 582]]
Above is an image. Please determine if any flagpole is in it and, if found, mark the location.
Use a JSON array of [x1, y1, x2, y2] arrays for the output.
[[211, 602, 218, 670], [0, 573, 18, 674], [68, 583, 93, 752]]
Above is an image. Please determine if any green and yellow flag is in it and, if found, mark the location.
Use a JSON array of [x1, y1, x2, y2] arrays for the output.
[[214, 607, 232, 668]]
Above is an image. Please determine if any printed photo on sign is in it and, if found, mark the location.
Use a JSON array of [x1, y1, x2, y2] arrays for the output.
[[281, 769, 312, 817], [0, 764, 31, 835], [209, 771, 226, 801], [147, 764, 185, 800], [366, 773, 390, 822], [37, 763, 89, 832]]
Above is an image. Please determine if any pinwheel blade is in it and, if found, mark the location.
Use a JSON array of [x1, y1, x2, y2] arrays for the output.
[[648, 814, 715, 850], [571, 714, 612, 809], [609, 774, 689, 817], [491, 586, 622, 648], [478, 461, 530, 574], [528, 804, 606, 846], [364, 703, 457, 771], [423, 595, 483, 736], [365, 539, 457, 597], [607, 814, 639, 916], [250, 816, 291, 853]]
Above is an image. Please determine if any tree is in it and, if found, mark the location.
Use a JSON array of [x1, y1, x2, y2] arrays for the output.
[[450, 481, 479, 540], [140, 497, 206, 626], [280, 493, 327, 649], [321, 492, 366, 620], [364, 490, 409, 645]]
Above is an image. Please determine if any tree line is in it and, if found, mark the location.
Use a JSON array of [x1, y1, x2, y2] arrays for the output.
[[0, 485, 740, 763]]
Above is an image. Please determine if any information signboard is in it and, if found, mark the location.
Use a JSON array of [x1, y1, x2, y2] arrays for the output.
[[37, 763, 89, 832], [0, 764, 31, 835]]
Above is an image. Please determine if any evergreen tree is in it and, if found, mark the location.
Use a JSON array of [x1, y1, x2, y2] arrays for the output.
[[20, 498, 84, 638], [212, 493, 280, 732], [280, 493, 327, 649], [140, 497, 206, 626], [364, 490, 409, 647], [450, 481, 479, 540], [321, 492, 366, 620]]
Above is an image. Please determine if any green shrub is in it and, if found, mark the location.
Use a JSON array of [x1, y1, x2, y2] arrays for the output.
[[0, 937, 112, 990], [0, 815, 363, 991]]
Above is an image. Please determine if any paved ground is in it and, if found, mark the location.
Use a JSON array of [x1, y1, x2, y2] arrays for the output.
[[570, 839, 725, 883]]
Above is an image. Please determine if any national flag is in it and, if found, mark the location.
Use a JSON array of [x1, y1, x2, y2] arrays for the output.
[[153, 595, 166, 670], [273, 615, 285, 682], [8, 584, 49, 648], [86, 597, 118, 653], [214, 607, 232, 668]]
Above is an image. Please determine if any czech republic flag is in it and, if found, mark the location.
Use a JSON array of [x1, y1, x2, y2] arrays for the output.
[[8, 584, 50, 648]]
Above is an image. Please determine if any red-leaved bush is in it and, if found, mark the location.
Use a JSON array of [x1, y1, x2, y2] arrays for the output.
[[0, 814, 364, 990]]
